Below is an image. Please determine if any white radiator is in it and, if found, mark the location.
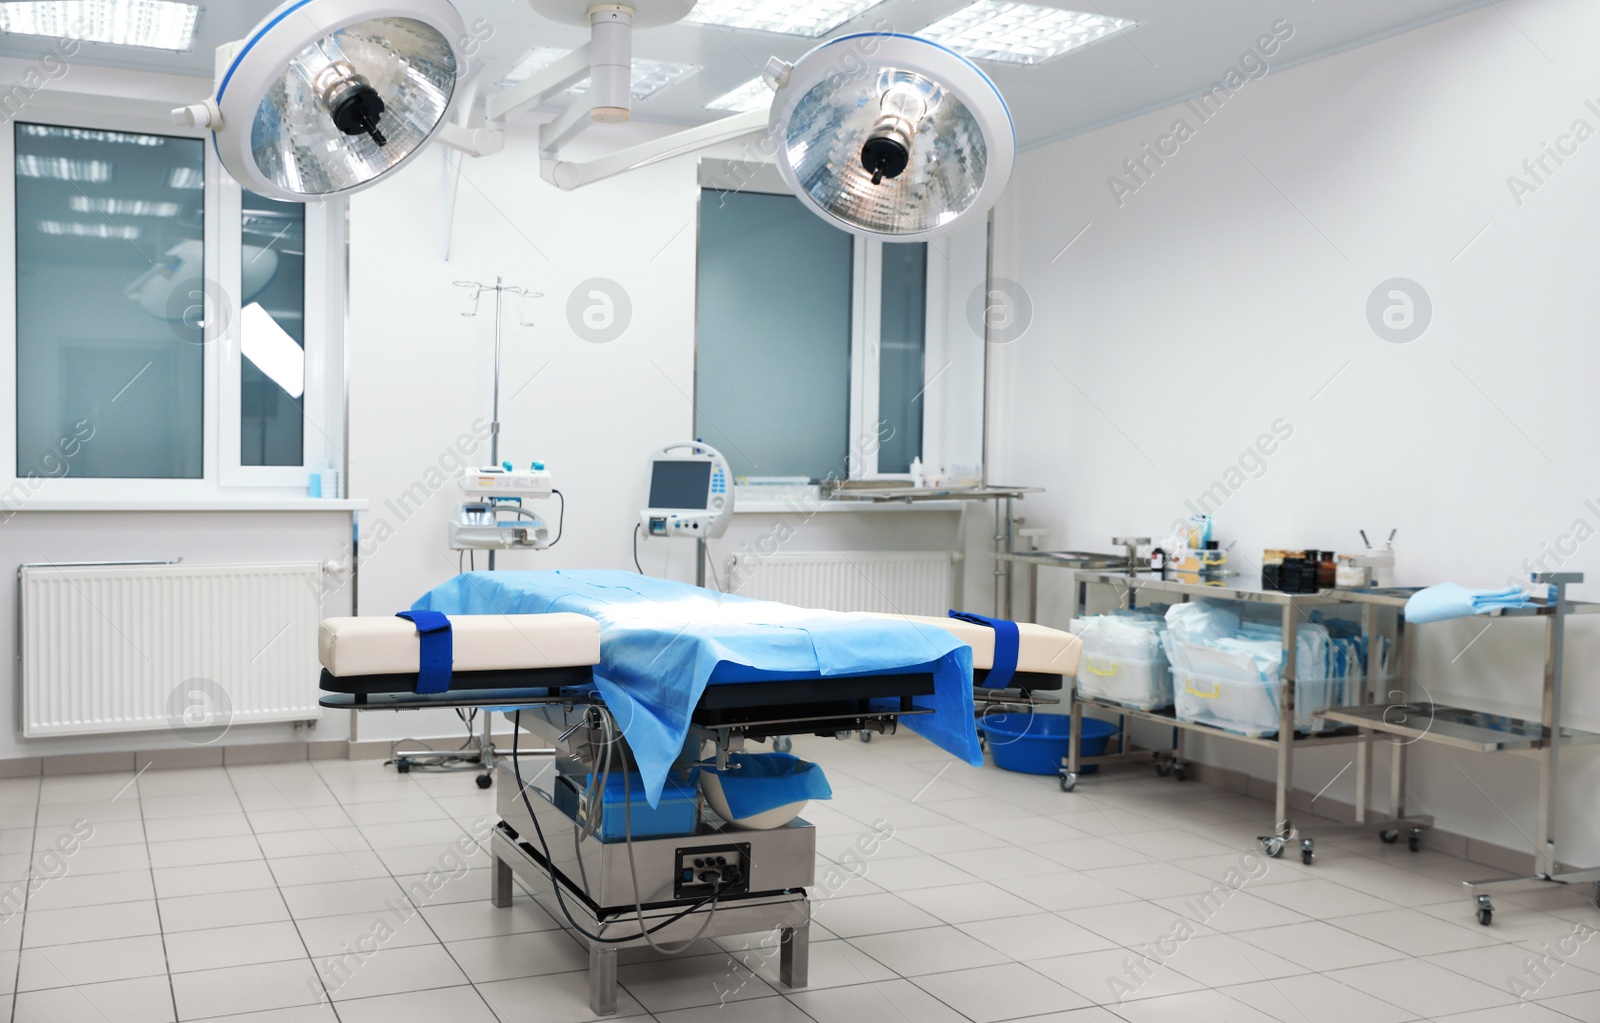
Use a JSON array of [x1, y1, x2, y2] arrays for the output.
[[19, 562, 324, 738], [726, 551, 958, 616]]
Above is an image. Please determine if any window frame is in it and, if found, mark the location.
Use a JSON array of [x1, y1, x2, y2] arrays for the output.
[[693, 161, 957, 485], [0, 97, 346, 502]]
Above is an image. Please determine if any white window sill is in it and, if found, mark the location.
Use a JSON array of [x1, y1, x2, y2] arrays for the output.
[[9, 499, 368, 513]]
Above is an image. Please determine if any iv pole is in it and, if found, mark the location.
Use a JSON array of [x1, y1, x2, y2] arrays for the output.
[[455, 277, 540, 571], [450, 276, 545, 784]]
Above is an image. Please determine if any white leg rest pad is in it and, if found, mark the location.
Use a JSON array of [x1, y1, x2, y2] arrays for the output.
[[861, 613, 1082, 677], [319, 614, 600, 676]]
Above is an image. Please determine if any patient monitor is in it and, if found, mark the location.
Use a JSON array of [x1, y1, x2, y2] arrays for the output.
[[641, 443, 732, 539]]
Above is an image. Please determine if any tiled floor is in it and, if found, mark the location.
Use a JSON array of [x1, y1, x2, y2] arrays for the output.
[[0, 733, 1596, 1022]]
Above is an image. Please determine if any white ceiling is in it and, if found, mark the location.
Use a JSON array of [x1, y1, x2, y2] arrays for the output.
[[0, 0, 1489, 148]]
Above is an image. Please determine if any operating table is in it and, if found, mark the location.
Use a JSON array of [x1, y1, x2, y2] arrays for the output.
[[318, 572, 1082, 1015]]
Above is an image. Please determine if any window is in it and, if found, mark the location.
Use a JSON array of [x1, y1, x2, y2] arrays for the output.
[[4, 110, 345, 503], [695, 182, 959, 484], [14, 123, 205, 479], [240, 192, 306, 467]]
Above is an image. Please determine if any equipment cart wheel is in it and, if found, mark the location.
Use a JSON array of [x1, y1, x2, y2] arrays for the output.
[[1380, 829, 1399, 844], [772, 737, 793, 753], [1408, 827, 1422, 853], [1300, 839, 1314, 866], [476, 773, 492, 789], [1155, 760, 1172, 778], [395, 759, 411, 774], [1059, 771, 1077, 793], [1260, 836, 1286, 859], [859, 731, 872, 743], [1172, 763, 1188, 782], [1475, 894, 1493, 926]]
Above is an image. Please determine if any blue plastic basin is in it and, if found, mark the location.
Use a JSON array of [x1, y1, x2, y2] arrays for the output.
[[977, 714, 1120, 776]]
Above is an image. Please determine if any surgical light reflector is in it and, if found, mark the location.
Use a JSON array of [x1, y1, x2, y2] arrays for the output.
[[0, 0, 200, 50], [684, 0, 884, 38], [176, 0, 466, 202], [919, 2, 1135, 65], [241, 302, 305, 399], [499, 45, 697, 100], [769, 33, 1014, 240], [69, 196, 180, 216], [38, 220, 141, 239], [705, 76, 771, 113], [16, 155, 111, 181]]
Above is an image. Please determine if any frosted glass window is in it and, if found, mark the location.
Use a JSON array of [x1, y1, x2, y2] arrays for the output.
[[240, 191, 305, 466], [695, 190, 852, 480], [15, 122, 204, 478], [877, 242, 927, 474]]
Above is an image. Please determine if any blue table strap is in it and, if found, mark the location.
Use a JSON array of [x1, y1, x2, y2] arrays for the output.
[[948, 610, 1020, 689], [395, 610, 453, 695]]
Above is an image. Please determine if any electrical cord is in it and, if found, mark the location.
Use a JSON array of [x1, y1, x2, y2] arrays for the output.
[[511, 711, 716, 943], [547, 490, 565, 547], [632, 524, 644, 574]]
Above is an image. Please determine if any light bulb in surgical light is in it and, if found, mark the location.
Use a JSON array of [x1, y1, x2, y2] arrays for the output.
[[861, 80, 929, 185], [291, 38, 388, 147]]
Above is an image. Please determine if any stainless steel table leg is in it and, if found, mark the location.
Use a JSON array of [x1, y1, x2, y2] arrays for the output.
[[590, 945, 618, 1015], [492, 855, 513, 909], [779, 924, 810, 989]]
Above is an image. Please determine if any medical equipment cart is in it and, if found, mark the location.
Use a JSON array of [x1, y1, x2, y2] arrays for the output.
[[1062, 570, 1432, 867], [1318, 573, 1600, 925]]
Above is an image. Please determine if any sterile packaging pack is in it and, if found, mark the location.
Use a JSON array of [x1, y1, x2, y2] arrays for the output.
[[1070, 611, 1173, 711]]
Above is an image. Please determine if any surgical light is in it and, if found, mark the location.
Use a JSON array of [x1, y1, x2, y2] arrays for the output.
[[767, 33, 1014, 240], [919, 2, 1136, 65], [0, 1, 200, 51], [172, 0, 466, 202], [705, 76, 771, 113], [683, 0, 884, 38]]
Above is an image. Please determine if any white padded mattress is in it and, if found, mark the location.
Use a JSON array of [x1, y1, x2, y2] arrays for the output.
[[863, 613, 1082, 677], [319, 614, 600, 677]]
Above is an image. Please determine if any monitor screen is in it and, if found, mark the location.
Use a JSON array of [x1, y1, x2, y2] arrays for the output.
[[648, 460, 712, 510]]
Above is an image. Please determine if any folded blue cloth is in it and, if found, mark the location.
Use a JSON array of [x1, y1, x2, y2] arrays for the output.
[[414, 570, 981, 806], [702, 752, 832, 819], [1404, 583, 1530, 624]]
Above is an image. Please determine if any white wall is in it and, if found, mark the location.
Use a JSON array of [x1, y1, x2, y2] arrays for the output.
[[991, 0, 1600, 863], [346, 122, 990, 745]]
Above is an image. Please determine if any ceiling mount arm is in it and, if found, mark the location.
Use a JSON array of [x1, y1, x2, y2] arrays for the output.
[[540, 108, 768, 191], [486, 43, 593, 122]]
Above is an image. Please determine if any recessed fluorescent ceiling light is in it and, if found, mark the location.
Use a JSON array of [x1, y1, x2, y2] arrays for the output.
[[19, 125, 164, 146], [705, 77, 772, 113], [0, 1, 201, 51], [167, 166, 203, 189], [499, 46, 697, 100], [15, 155, 111, 181], [69, 196, 180, 216], [241, 303, 305, 399], [919, 2, 1135, 65], [683, 0, 884, 38], [38, 220, 140, 239]]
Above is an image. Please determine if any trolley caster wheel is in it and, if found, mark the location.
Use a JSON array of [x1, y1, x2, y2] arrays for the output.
[[1475, 895, 1493, 926], [1300, 839, 1314, 866], [1173, 765, 1188, 782], [859, 731, 872, 744], [1059, 771, 1078, 793], [475, 774, 492, 789], [1260, 837, 1286, 859], [395, 759, 411, 774], [772, 736, 793, 753], [1408, 827, 1422, 853], [1380, 829, 1399, 844], [1155, 761, 1172, 778]]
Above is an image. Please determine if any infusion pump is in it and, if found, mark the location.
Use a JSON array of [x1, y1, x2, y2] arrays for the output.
[[640, 443, 733, 539], [449, 463, 555, 552]]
